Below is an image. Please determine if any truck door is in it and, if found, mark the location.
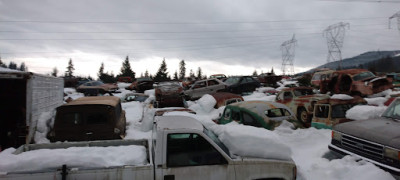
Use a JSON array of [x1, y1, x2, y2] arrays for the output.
[[162, 133, 235, 180]]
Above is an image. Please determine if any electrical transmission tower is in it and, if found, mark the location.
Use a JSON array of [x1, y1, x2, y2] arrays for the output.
[[281, 34, 297, 76], [323, 22, 350, 69], [389, 11, 400, 33]]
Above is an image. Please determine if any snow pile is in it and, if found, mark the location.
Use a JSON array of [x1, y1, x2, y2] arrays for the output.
[[117, 82, 131, 89], [34, 111, 56, 144], [0, 67, 21, 72], [0, 145, 147, 173], [365, 97, 388, 106], [243, 92, 276, 101], [122, 101, 151, 140], [257, 87, 276, 93], [346, 105, 387, 120], [188, 94, 216, 114], [212, 124, 292, 161], [331, 94, 353, 100], [368, 89, 392, 98], [64, 88, 83, 100]]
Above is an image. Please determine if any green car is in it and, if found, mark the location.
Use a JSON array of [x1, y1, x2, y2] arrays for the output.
[[218, 101, 301, 130]]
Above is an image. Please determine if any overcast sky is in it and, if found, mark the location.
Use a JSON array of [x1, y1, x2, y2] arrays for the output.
[[0, 0, 399, 78]]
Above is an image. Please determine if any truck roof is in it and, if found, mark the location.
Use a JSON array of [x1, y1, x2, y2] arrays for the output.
[[156, 116, 204, 132], [62, 96, 121, 107]]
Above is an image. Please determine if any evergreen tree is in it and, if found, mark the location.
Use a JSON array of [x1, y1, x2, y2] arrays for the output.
[[51, 67, 58, 77], [179, 60, 186, 80], [252, 70, 258, 76], [65, 58, 75, 77], [154, 58, 170, 82], [8, 61, 17, 70], [0, 57, 6, 68], [119, 56, 135, 80], [144, 70, 149, 78], [173, 71, 179, 80], [98, 62, 105, 79], [19, 62, 27, 71], [196, 67, 203, 79], [189, 69, 195, 78], [271, 67, 275, 75]]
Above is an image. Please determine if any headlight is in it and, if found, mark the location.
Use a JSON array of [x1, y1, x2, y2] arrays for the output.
[[384, 147, 400, 160], [332, 131, 342, 141]]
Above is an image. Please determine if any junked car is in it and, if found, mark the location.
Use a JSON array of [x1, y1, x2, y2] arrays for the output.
[[218, 101, 301, 130], [122, 92, 149, 102], [210, 92, 244, 108], [311, 70, 334, 88], [320, 69, 392, 97], [329, 98, 400, 174], [125, 77, 154, 92], [311, 96, 367, 129], [224, 76, 261, 95], [76, 81, 118, 96], [154, 81, 185, 108], [276, 87, 330, 126], [183, 78, 226, 100], [48, 96, 126, 142]]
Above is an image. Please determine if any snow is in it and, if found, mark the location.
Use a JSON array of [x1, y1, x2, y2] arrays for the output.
[[0, 82, 397, 179], [346, 105, 387, 120], [34, 111, 56, 144], [0, 145, 147, 173], [331, 94, 353, 100], [0, 67, 21, 72]]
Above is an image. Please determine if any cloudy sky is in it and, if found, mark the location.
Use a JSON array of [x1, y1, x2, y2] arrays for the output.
[[0, 0, 399, 78]]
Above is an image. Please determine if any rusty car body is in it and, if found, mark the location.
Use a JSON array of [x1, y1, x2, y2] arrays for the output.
[[76, 81, 118, 96], [154, 81, 185, 108], [210, 92, 244, 108], [209, 74, 227, 81], [276, 87, 330, 126], [311, 70, 334, 88], [320, 69, 392, 96], [311, 96, 367, 129], [125, 77, 154, 92], [218, 101, 300, 130], [183, 78, 227, 100], [49, 96, 126, 142]]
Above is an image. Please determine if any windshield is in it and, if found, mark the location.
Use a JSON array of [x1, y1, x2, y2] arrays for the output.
[[382, 99, 400, 120], [91, 81, 104, 86], [224, 77, 240, 85], [353, 71, 375, 81], [203, 127, 230, 156], [332, 104, 356, 118], [293, 89, 314, 96]]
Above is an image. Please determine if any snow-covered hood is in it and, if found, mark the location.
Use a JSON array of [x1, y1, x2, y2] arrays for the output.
[[334, 118, 400, 149]]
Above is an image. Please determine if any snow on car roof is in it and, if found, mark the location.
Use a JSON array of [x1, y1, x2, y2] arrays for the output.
[[228, 101, 292, 117], [156, 116, 204, 132], [62, 96, 121, 107]]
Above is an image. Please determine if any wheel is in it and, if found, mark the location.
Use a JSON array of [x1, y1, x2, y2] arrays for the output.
[[297, 107, 310, 126]]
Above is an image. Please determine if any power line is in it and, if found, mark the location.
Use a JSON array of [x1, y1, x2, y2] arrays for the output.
[[319, 0, 400, 3]]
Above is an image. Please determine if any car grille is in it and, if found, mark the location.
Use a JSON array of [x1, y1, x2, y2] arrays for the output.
[[341, 134, 384, 160]]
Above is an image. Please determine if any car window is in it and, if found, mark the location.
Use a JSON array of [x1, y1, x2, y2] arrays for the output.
[[245, 77, 254, 82], [315, 105, 329, 118], [242, 112, 262, 127], [282, 109, 291, 116], [62, 113, 82, 125], [284, 92, 293, 99], [231, 111, 241, 121], [266, 108, 283, 117], [167, 133, 227, 167], [224, 108, 231, 119], [193, 81, 206, 89], [207, 80, 219, 86], [225, 98, 242, 106]]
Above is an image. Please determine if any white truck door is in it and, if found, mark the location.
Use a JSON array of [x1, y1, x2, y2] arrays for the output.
[[161, 133, 235, 180]]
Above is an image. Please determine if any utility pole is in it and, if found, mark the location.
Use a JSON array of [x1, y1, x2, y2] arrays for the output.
[[281, 34, 297, 76], [323, 22, 350, 70], [389, 11, 400, 33]]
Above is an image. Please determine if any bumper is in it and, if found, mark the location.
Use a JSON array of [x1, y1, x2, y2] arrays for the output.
[[329, 144, 400, 174]]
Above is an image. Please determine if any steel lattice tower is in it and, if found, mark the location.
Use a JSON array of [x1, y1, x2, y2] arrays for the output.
[[281, 34, 297, 76], [389, 11, 400, 34], [323, 22, 350, 69]]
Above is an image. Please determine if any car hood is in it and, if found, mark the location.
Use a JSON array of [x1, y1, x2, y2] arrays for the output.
[[334, 118, 400, 149]]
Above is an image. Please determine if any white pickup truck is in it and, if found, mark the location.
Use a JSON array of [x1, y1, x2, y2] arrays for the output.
[[0, 116, 296, 180]]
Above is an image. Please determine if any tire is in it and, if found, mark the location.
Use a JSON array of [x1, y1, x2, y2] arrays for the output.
[[297, 107, 310, 126]]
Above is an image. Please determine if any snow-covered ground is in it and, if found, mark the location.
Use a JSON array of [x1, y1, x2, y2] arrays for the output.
[[1, 81, 399, 180]]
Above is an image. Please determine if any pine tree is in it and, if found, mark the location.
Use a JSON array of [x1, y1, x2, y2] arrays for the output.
[[0, 57, 6, 68], [173, 71, 178, 80], [98, 62, 105, 79], [19, 62, 27, 71], [144, 70, 149, 78], [271, 67, 275, 75], [252, 70, 258, 76], [51, 67, 58, 77], [8, 61, 17, 70], [65, 58, 75, 77], [189, 69, 195, 78], [119, 56, 135, 80], [154, 58, 170, 82], [179, 60, 186, 80], [197, 67, 202, 79]]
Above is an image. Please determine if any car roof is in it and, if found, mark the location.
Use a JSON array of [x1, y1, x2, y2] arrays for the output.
[[227, 101, 292, 117], [156, 116, 204, 131], [62, 96, 120, 107]]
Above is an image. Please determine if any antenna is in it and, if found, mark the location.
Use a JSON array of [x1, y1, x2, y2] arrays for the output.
[[281, 34, 297, 76], [323, 22, 350, 69]]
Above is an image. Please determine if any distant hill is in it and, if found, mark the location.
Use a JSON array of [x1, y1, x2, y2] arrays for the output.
[[303, 50, 400, 74]]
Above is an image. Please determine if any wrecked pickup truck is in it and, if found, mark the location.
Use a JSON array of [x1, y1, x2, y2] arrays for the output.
[[0, 116, 297, 180], [320, 69, 392, 97], [311, 96, 367, 129], [329, 97, 400, 174], [276, 87, 330, 126]]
